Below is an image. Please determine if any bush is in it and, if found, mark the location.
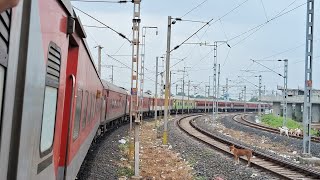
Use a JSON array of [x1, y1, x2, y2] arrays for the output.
[[261, 114, 317, 135]]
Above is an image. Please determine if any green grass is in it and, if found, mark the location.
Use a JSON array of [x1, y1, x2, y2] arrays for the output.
[[117, 167, 134, 177], [261, 114, 318, 136], [194, 176, 206, 180]]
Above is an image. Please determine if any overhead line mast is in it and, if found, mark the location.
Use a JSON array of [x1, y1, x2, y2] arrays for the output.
[[130, 0, 142, 178]]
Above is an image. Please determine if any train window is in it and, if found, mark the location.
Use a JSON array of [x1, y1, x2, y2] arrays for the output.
[[40, 87, 58, 152], [82, 91, 88, 129], [91, 94, 95, 119], [40, 42, 61, 155], [73, 89, 83, 140], [86, 93, 91, 123]]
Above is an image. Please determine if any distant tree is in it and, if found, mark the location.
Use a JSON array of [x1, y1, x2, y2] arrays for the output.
[[249, 97, 258, 102], [145, 90, 152, 94], [177, 92, 185, 96]]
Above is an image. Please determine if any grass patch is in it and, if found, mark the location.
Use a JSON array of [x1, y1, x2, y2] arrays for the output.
[[117, 167, 134, 177], [261, 114, 318, 136], [194, 176, 206, 180], [118, 136, 130, 157]]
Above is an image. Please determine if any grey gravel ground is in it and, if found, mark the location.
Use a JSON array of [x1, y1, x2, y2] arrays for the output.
[[77, 124, 129, 180], [195, 114, 320, 165], [167, 116, 280, 180]]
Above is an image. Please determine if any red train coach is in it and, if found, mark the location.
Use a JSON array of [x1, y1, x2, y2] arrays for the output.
[[101, 80, 129, 132], [0, 1, 105, 179]]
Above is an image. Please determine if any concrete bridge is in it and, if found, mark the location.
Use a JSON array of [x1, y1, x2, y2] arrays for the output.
[[261, 95, 320, 123]]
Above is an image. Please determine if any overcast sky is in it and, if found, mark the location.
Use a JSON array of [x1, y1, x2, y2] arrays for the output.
[[71, 0, 320, 99]]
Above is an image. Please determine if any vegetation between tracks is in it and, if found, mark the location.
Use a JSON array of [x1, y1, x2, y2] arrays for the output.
[[262, 114, 318, 136]]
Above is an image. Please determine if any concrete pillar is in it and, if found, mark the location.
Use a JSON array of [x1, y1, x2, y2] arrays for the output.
[[272, 102, 281, 117], [312, 104, 320, 123], [294, 103, 302, 122], [287, 103, 293, 119]]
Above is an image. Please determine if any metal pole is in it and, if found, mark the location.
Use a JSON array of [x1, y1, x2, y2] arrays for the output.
[[213, 42, 217, 118], [129, 0, 141, 178], [111, 65, 114, 84], [258, 75, 262, 119], [217, 64, 220, 113], [188, 80, 190, 113], [205, 85, 207, 113], [182, 67, 185, 114], [244, 86, 247, 113], [163, 16, 171, 146], [225, 78, 228, 112], [283, 59, 288, 127], [96, 45, 103, 76], [303, 0, 314, 154], [155, 57, 158, 121], [176, 84, 178, 95]]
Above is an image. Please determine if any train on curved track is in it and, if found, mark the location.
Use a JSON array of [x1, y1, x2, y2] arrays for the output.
[[0, 1, 270, 179]]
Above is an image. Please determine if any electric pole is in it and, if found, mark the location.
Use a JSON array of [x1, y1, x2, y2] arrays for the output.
[[188, 80, 190, 114], [154, 57, 158, 121], [111, 65, 114, 83], [303, 0, 314, 155], [282, 59, 288, 127], [96, 45, 103, 76], [163, 16, 172, 146], [130, 0, 141, 178], [225, 78, 228, 112], [217, 64, 220, 114], [244, 85, 247, 113], [258, 75, 262, 119]]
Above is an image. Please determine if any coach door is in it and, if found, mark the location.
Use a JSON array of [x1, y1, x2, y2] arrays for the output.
[[59, 35, 80, 180]]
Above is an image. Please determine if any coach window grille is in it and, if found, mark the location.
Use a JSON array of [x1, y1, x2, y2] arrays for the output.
[[82, 91, 88, 129], [86, 92, 91, 123], [73, 88, 83, 140], [40, 42, 61, 155]]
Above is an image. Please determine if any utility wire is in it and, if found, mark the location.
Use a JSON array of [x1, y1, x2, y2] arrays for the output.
[[170, 0, 250, 52], [251, 59, 283, 77], [260, 0, 269, 21], [71, 0, 129, 3], [73, 6, 131, 43], [228, 2, 306, 44], [180, 0, 208, 18]]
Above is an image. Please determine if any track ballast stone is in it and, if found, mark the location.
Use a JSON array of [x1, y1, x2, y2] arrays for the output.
[[195, 114, 320, 169], [77, 124, 129, 180], [167, 116, 279, 180]]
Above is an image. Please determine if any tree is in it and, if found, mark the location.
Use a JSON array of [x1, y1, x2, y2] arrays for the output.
[[177, 92, 185, 96], [249, 97, 258, 102]]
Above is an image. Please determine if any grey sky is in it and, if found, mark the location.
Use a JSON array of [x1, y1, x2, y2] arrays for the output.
[[71, 0, 320, 99]]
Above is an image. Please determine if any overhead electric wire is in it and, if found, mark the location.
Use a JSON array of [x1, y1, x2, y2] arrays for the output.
[[228, 1, 307, 45], [180, 0, 208, 18], [260, 0, 269, 21], [73, 6, 131, 43], [71, 0, 129, 3], [170, 0, 250, 52]]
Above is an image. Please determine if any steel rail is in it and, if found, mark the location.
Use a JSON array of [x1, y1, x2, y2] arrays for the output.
[[177, 114, 320, 179]]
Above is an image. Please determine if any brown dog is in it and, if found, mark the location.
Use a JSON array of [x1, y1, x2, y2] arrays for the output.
[[229, 144, 252, 166]]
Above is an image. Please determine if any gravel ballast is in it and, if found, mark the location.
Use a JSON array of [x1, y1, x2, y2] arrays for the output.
[[195, 114, 320, 166], [77, 124, 129, 180], [167, 115, 279, 180]]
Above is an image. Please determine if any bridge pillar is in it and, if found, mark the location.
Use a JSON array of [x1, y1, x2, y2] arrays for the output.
[[272, 102, 281, 117], [287, 103, 293, 119], [312, 104, 320, 123], [294, 103, 302, 122]]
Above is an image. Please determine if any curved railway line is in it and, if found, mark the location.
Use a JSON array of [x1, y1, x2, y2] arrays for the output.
[[177, 114, 320, 180], [234, 114, 320, 143]]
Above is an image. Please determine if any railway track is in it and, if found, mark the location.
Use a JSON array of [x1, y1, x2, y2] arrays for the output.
[[177, 114, 320, 180], [233, 114, 320, 143]]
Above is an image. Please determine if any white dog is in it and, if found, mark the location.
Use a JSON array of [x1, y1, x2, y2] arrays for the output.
[[294, 128, 302, 137], [279, 126, 289, 137], [288, 129, 294, 136]]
